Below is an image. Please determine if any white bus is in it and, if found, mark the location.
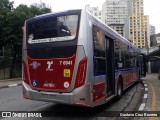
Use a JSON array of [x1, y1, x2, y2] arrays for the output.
[[22, 8, 146, 107]]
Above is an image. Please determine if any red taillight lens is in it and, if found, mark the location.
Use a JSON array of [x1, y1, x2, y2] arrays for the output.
[[22, 61, 30, 85], [75, 58, 87, 88]]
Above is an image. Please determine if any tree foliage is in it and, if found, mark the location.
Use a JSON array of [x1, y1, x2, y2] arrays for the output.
[[0, 0, 13, 47], [0, 0, 52, 78]]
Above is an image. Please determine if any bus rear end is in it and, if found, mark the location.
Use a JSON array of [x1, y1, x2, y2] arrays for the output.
[[22, 10, 92, 106]]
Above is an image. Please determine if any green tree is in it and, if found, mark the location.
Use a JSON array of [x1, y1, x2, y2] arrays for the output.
[[0, 0, 14, 78], [4, 4, 31, 77], [30, 2, 51, 16], [0, 0, 14, 51], [1, 1, 51, 78]]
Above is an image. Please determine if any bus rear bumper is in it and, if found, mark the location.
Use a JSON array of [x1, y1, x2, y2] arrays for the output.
[[22, 82, 74, 104], [22, 82, 92, 107]]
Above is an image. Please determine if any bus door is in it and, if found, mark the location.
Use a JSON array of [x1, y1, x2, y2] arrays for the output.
[[105, 36, 115, 97]]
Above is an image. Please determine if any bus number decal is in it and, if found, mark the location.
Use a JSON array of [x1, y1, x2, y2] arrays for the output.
[[60, 61, 73, 66]]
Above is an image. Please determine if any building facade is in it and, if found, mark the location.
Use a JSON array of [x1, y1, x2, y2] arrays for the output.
[[101, 0, 128, 36], [86, 5, 102, 20], [150, 33, 160, 46], [125, 0, 150, 48], [149, 24, 156, 36]]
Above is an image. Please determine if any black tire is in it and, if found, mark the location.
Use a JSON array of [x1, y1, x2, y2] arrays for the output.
[[115, 78, 123, 100]]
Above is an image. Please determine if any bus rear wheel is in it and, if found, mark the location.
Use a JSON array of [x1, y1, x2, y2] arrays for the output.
[[115, 78, 123, 100]]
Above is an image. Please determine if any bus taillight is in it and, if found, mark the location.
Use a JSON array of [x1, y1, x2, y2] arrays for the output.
[[75, 58, 87, 88], [22, 61, 29, 85]]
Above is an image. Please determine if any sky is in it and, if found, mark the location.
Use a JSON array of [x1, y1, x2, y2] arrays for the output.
[[13, 0, 160, 34]]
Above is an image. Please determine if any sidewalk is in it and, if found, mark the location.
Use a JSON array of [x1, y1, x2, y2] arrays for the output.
[[144, 73, 160, 111], [139, 73, 160, 120], [0, 78, 22, 88]]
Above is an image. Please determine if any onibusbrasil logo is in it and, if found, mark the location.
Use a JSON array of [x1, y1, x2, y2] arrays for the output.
[[2, 112, 42, 118]]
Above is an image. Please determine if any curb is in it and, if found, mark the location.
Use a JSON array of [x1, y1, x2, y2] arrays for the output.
[[0, 78, 21, 82], [138, 80, 148, 111]]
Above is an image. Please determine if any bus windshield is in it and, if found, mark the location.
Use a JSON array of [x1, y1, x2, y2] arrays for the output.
[[27, 14, 79, 44], [26, 11, 81, 59]]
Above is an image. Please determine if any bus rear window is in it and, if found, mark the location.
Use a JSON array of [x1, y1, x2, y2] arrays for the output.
[[27, 15, 79, 44]]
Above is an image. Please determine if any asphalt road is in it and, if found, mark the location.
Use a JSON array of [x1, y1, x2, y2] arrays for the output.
[[0, 81, 143, 120]]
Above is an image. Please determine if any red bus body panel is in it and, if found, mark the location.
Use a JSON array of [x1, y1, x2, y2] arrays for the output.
[[27, 55, 76, 91]]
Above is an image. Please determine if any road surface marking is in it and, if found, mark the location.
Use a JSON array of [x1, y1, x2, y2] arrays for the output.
[[8, 84, 18, 87], [139, 80, 148, 111], [143, 81, 146, 84], [144, 94, 148, 99], [145, 88, 148, 91], [147, 80, 156, 120], [144, 84, 148, 87], [139, 103, 145, 111]]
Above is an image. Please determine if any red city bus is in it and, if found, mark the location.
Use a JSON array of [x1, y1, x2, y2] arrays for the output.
[[22, 9, 146, 107]]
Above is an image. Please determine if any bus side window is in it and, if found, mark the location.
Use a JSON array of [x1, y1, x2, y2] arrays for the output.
[[93, 26, 105, 57], [114, 39, 125, 70], [93, 25, 106, 76]]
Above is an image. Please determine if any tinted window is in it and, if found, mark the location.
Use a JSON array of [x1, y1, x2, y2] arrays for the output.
[[114, 39, 126, 69], [93, 25, 106, 75], [93, 26, 105, 58], [25, 10, 81, 59], [27, 15, 78, 44]]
